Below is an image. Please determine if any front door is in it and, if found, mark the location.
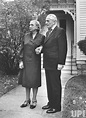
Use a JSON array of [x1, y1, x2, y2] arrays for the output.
[[59, 17, 74, 58], [60, 19, 66, 30]]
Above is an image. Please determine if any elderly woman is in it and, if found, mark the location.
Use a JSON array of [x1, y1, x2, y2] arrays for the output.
[[18, 20, 44, 109]]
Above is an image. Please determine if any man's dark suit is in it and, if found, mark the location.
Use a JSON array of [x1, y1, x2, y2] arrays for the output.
[[43, 26, 67, 110]]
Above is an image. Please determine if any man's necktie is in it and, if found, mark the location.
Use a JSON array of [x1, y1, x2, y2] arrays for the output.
[[47, 29, 52, 37]]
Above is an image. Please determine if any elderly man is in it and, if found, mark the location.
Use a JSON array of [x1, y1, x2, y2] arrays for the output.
[[36, 14, 67, 113]]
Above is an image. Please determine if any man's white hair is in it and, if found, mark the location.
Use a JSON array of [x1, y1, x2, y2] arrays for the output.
[[46, 14, 57, 21]]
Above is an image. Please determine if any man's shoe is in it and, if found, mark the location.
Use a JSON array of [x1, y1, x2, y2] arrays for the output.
[[42, 104, 50, 110], [46, 108, 61, 113]]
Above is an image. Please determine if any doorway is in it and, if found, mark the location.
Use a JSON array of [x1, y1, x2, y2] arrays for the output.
[[60, 19, 66, 30]]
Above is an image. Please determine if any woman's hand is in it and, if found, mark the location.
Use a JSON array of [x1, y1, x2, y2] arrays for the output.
[[19, 61, 24, 69], [35, 46, 43, 54]]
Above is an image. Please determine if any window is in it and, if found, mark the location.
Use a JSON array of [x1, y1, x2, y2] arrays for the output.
[[59, 0, 66, 3], [67, 0, 74, 3], [51, 0, 58, 3]]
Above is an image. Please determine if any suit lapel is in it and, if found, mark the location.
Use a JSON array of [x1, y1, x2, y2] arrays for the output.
[[44, 26, 57, 43]]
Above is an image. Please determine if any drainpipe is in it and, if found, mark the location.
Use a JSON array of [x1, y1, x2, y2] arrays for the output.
[[71, 40, 73, 75]]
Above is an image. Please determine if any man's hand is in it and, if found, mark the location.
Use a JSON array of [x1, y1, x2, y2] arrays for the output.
[[35, 46, 43, 54], [19, 61, 24, 69], [57, 64, 64, 70]]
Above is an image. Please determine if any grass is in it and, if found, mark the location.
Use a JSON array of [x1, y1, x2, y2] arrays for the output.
[[0, 71, 18, 97]]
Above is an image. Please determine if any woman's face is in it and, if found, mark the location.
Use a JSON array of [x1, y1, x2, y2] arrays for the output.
[[29, 20, 37, 32]]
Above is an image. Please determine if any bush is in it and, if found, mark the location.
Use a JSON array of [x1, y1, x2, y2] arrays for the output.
[[0, 48, 20, 75], [0, 0, 50, 75], [78, 38, 86, 55]]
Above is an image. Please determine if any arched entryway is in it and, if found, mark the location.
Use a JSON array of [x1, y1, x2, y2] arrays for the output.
[[48, 10, 76, 74], [49, 10, 74, 58]]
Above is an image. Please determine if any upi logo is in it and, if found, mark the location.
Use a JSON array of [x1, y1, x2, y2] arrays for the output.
[[71, 110, 86, 118]]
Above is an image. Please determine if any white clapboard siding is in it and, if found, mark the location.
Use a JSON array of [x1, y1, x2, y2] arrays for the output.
[[77, 0, 86, 60], [80, 1, 86, 39]]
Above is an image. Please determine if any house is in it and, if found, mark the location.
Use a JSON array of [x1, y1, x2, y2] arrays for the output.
[[45, 0, 86, 74]]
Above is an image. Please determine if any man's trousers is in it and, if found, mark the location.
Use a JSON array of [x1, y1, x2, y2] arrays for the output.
[[45, 69, 62, 110]]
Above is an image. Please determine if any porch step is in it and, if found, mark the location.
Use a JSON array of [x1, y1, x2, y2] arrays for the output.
[[63, 65, 77, 70], [62, 70, 77, 74], [41, 55, 78, 75], [62, 56, 77, 75]]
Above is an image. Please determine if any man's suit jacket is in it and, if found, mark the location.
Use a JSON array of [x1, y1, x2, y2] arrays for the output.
[[43, 26, 67, 70]]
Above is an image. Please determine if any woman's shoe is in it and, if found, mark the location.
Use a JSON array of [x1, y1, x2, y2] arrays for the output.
[[20, 99, 31, 108], [30, 100, 37, 109]]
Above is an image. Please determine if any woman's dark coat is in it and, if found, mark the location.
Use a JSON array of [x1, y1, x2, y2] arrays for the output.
[[18, 32, 44, 88]]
